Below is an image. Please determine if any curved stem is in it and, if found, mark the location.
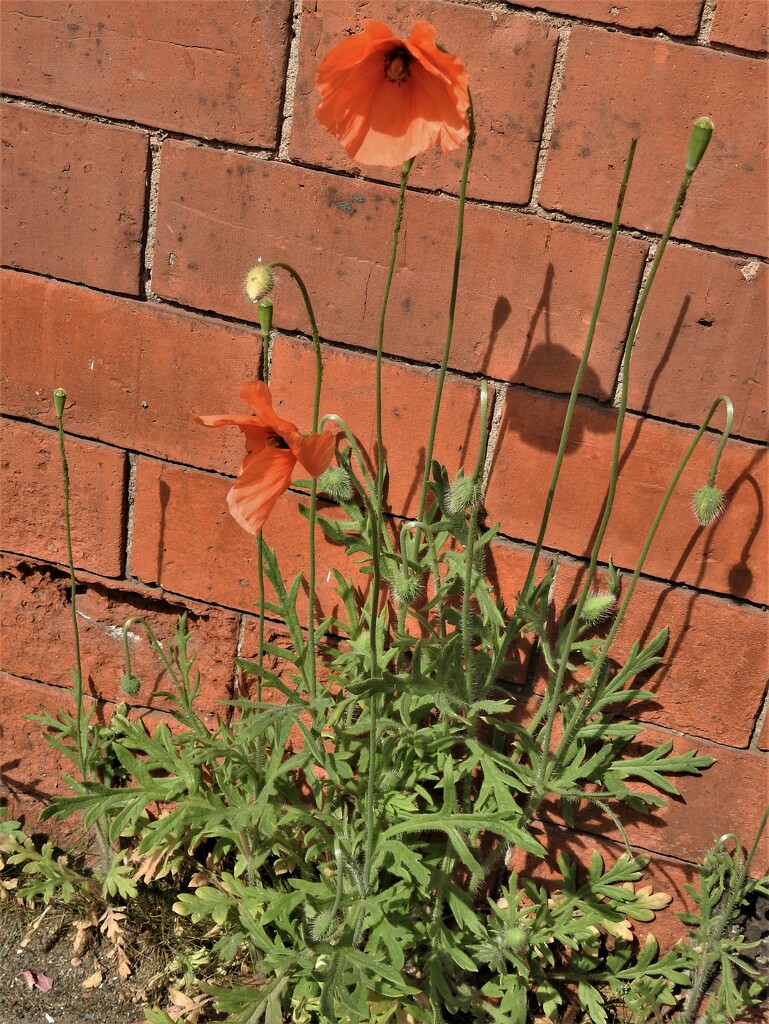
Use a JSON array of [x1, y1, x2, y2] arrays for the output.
[[266, 261, 324, 698], [544, 396, 733, 784]]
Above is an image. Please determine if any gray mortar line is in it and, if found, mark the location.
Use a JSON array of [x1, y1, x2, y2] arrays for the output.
[[697, 0, 719, 44], [142, 132, 164, 301], [528, 23, 571, 211], [278, 0, 304, 161], [480, 382, 506, 496], [124, 452, 138, 581], [748, 683, 769, 751], [613, 240, 657, 407]]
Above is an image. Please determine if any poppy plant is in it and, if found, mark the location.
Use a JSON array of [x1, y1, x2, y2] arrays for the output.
[[196, 381, 336, 534], [315, 20, 469, 167]]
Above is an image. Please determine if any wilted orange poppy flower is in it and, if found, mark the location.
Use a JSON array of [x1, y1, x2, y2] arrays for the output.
[[315, 20, 469, 167], [196, 381, 336, 534]]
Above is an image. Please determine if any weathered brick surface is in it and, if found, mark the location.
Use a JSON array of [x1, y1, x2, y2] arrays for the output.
[[0, 553, 239, 716], [508, 822, 700, 949], [627, 246, 767, 443], [548, 729, 769, 872], [1, 418, 126, 578], [485, 391, 768, 603], [710, 0, 769, 52], [130, 457, 362, 621], [268, 335, 490, 517], [0, 0, 293, 147], [1, 103, 147, 293], [545, 559, 769, 747], [510, 0, 704, 35], [0, 270, 262, 470], [153, 141, 646, 397], [539, 28, 768, 257], [290, 0, 558, 202], [0, 672, 83, 835]]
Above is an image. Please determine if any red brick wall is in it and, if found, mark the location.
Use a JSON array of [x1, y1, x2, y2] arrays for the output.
[[1, 0, 767, 928]]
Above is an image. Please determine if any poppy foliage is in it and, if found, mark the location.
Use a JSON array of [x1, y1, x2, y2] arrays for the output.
[[196, 381, 335, 534], [315, 20, 470, 167]]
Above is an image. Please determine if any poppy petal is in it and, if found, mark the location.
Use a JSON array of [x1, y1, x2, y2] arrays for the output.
[[195, 414, 271, 453], [295, 429, 337, 478], [226, 446, 296, 534], [240, 380, 300, 439]]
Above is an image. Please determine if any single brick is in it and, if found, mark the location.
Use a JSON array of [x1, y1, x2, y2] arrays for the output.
[[0, 0, 293, 146], [268, 335, 491, 518], [542, 558, 769, 747], [0, 553, 239, 717], [290, 0, 558, 202], [485, 390, 767, 603], [130, 457, 362, 623], [1, 103, 147, 293], [711, 0, 769, 52], [510, 0, 704, 35], [508, 821, 699, 949], [0, 418, 126, 577], [627, 246, 767, 444], [153, 141, 646, 397], [539, 28, 768, 257], [0, 270, 262, 471]]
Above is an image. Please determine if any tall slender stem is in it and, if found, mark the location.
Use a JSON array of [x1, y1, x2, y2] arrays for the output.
[[484, 138, 636, 693], [363, 160, 413, 891], [415, 100, 475, 533], [529, 154, 704, 791]]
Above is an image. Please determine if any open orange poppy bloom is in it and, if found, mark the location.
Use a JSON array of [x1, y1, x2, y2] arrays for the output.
[[196, 381, 336, 534], [315, 20, 469, 167]]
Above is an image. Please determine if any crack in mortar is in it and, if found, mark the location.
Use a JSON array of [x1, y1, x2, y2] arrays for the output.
[[697, 0, 719, 44]]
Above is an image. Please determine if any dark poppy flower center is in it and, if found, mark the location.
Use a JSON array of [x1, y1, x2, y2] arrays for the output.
[[384, 47, 411, 85], [266, 433, 290, 450]]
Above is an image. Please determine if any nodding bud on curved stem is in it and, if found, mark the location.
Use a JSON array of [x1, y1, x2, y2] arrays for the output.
[[692, 483, 725, 527], [244, 264, 275, 304], [685, 116, 714, 174]]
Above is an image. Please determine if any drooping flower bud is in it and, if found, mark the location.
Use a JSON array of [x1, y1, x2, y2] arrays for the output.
[[317, 465, 352, 502], [685, 116, 714, 174], [53, 387, 67, 419], [244, 264, 275, 304], [120, 673, 141, 697], [692, 483, 725, 526]]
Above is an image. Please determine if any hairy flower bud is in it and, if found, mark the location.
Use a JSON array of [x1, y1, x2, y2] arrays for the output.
[[580, 590, 616, 625], [317, 465, 352, 502], [244, 264, 275, 304], [447, 470, 480, 516], [120, 673, 141, 697], [692, 484, 725, 526]]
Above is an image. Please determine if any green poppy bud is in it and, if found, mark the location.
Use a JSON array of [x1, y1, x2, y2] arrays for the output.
[[53, 388, 67, 419], [692, 484, 725, 526], [686, 116, 714, 174], [580, 590, 616, 625], [317, 465, 352, 502], [120, 673, 141, 697]]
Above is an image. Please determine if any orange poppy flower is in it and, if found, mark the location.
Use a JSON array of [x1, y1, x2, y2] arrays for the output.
[[196, 381, 336, 534], [315, 20, 469, 167]]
